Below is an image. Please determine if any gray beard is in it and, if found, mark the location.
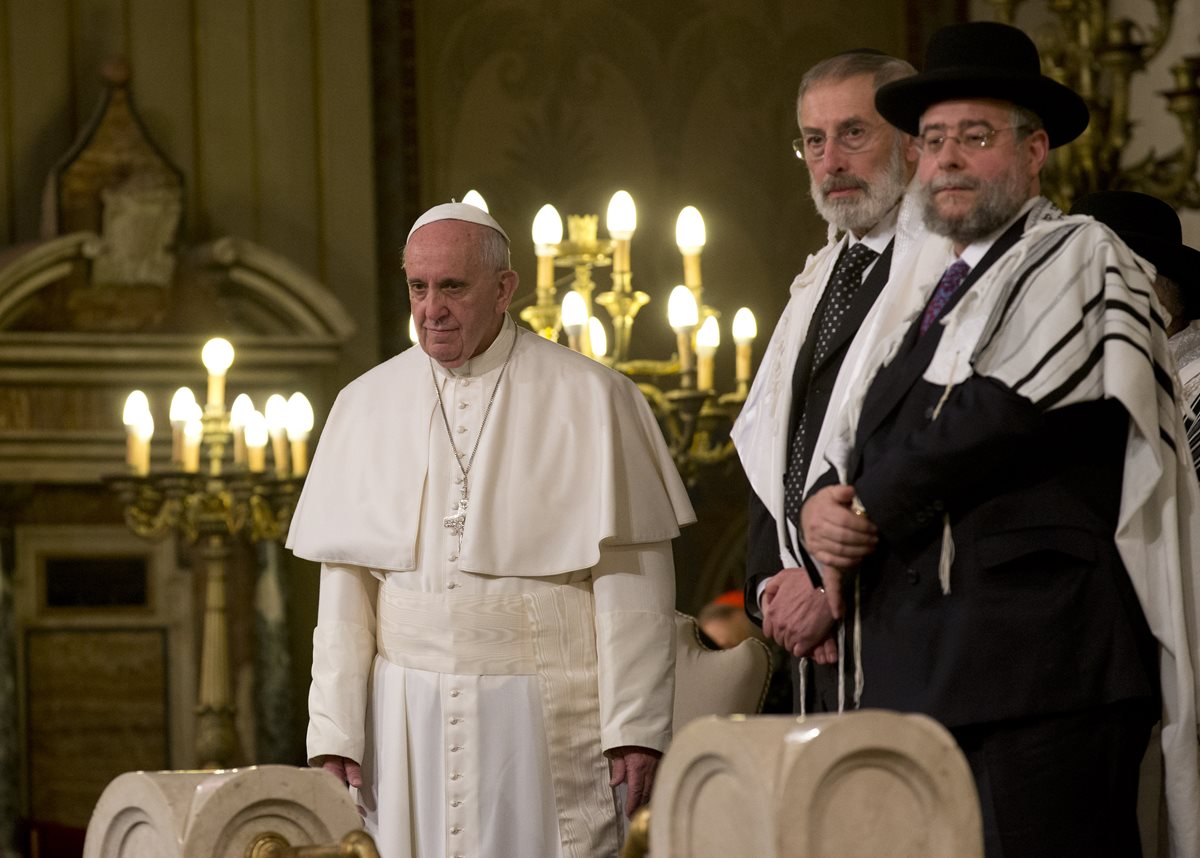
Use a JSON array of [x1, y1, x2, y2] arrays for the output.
[[920, 166, 1030, 246], [809, 144, 908, 235]]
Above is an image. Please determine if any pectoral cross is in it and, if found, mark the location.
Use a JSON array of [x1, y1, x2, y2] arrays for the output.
[[443, 486, 468, 539]]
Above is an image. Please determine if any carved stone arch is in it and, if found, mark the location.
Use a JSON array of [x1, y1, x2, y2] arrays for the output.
[[194, 237, 356, 341]]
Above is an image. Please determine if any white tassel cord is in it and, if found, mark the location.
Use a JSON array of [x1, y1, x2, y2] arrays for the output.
[[930, 355, 958, 595]]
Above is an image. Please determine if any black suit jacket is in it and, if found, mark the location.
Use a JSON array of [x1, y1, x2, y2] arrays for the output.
[[745, 239, 896, 608], [744, 239, 896, 713], [842, 218, 1158, 727]]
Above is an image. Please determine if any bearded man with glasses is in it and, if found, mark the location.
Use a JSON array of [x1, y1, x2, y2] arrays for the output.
[[800, 21, 1200, 858], [733, 49, 922, 716]]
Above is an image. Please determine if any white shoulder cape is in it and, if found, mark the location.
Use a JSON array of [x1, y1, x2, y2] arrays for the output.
[[286, 326, 696, 576]]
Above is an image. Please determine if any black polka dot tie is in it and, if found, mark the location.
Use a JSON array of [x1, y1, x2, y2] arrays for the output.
[[783, 242, 879, 530]]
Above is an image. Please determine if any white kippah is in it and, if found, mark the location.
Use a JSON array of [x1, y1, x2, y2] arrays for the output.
[[407, 202, 510, 243]]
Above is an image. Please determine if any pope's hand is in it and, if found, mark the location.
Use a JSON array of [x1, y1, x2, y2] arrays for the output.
[[315, 754, 363, 789], [762, 568, 835, 657], [608, 746, 661, 817]]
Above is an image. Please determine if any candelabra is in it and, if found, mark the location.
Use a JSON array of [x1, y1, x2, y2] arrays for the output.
[[107, 338, 314, 768], [987, 0, 1200, 209], [519, 190, 759, 485]]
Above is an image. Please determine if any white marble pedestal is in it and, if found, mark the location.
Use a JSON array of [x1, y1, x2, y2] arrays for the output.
[[649, 710, 984, 858], [83, 765, 362, 858]]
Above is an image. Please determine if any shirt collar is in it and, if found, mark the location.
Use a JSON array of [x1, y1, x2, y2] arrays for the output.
[[846, 202, 901, 255]]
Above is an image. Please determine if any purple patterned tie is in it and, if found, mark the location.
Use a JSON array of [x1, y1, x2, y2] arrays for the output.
[[919, 260, 971, 335]]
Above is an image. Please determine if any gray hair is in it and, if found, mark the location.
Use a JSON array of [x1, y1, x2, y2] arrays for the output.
[[797, 51, 917, 105], [1010, 104, 1044, 141], [401, 222, 512, 272]]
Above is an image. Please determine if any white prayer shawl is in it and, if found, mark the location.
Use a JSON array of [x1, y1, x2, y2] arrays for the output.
[[733, 182, 930, 569], [825, 199, 1200, 858], [1169, 323, 1200, 414]]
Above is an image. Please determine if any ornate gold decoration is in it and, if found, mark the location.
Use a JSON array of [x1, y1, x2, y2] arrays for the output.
[[987, 1, 1200, 209], [245, 829, 380, 858], [520, 194, 757, 487], [619, 806, 651, 858], [109, 343, 311, 768]]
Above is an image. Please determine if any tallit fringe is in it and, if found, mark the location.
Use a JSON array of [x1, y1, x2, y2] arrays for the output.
[[853, 575, 864, 707], [938, 514, 955, 595], [837, 621, 846, 713], [932, 367, 957, 596], [798, 656, 808, 717]]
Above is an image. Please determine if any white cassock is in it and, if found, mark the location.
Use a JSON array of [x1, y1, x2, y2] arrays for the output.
[[287, 316, 695, 858]]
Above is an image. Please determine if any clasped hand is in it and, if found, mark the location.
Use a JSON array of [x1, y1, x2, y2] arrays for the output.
[[762, 569, 837, 661], [799, 484, 878, 619]]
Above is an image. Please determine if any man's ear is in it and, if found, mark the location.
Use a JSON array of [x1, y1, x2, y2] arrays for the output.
[[497, 269, 520, 311], [903, 133, 920, 166], [1025, 128, 1050, 177]]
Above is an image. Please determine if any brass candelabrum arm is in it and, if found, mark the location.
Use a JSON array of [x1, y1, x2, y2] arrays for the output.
[[244, 829, 380, 858], [123, 496, 182, 540]]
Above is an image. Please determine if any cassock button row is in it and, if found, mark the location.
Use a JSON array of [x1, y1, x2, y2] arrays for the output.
[[450, 772, 463, 780], [451, 800, 462, 807], [450, 826, 462, 835], [450, 689, 461, 697], [456, 425, 467, 434], [450, 745, 463, 752], [450, 717, 462, 725], [447, 582, 460, 589], [449, 552, 458, 561], [458, 401, 469, 409]]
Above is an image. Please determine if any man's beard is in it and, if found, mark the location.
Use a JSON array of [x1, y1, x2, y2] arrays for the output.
[[920, 161, 1031, 246], [809, 143, 908, 235]]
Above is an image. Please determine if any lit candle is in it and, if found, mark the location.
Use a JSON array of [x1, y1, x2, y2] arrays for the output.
[[732, 307, 758, 394], [408, 313, 419, 345], [668, 285, 699, 389], [606, 190, 636, 278], [588, 317, 608, 359], [561, 291, 588, 353], [123, 390, 150, 470], [696, 316, 720, 392], [265, 393, 290, 477], [245, 411, 269, 473], [229, 393, 255, 466], [201, 337, 235, 414], [132, 410, 154, 476], [461, 189, 489, 212], [675, 206, 706, 306], [532, 204, 563, 297], [169, 387, 197, 466], [182, 417, 203, 473], [286, 392, 315, 477]]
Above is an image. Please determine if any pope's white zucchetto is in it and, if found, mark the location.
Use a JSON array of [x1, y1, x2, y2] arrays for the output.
[[406, 202, 510, 243]]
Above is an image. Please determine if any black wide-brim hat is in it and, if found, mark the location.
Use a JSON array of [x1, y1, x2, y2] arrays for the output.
[[875, 21, 1090, 148], [1070, 190, 1200, 319]]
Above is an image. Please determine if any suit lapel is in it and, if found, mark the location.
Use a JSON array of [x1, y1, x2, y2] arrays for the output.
[[852, 215, 1030, 450]]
